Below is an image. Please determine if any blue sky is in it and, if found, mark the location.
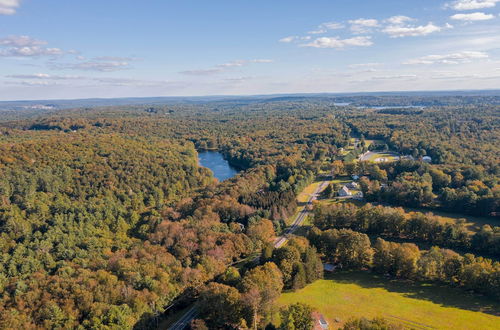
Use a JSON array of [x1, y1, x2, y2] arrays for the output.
[[1, 0, 500, 100]]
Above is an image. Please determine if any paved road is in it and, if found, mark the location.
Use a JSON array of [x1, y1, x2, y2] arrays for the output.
[[168, 306, 198, 330], [274, 180, 329, 248], [167, 180, 328, 329]]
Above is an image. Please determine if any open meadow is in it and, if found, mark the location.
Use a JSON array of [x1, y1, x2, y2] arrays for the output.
[[278, 271, 500, 330]]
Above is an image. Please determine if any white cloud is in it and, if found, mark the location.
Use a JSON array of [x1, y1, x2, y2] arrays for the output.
[[302, 36, 373, 49], [279, 36, 297, 43], [217, 61, 245, 68], [0, 35, 46, 47], [93, 56, 137, 61], [46, 55, 140, 72], [385, 16, 415, 25], [6, 80, 59, 86], [382, 23, 444, 37], [6, 73, 83, 80], [0, 0, 21, 15], [404, 51, 488, 65], [178, 68, 223, 76], [0, 35, 65, 57], [430, 71, 481, 79], [447, 0, 500, 10], [180, 59, 273, 75], [223, 76, 255, 83], [4, 73, 186, 89], [51, 61, 130, 72], [349, 63, 383, 69], [348, 18, 379, 33], [450, 12, 495, 21], [279, 35, 311, 43], [91, 77, 165, 87], [1, 47, 63, 57], [321, 22, 344, 30], [308, 29, 327, 35], [371, 74, 417, 80], [306, 22, 345, 35], [250, 59, 273, 63], [348, 19, 379, 26]]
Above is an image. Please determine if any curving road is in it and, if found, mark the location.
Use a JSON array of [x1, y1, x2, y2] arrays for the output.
[[274, 180, 329, 248], [167, 180, 329, 330]]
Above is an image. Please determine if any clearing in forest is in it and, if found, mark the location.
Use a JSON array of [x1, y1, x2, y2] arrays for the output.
[[278, 271, 500, 330]]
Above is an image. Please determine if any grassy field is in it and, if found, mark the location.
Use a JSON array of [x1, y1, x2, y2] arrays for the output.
[[331, 176, 351, 186], [365, 139, 384, 148], [314, 193, 497, 233], [401, 207, 499, 233], [278, 271, 500, 330], [331, 199, 497, 233], [320, 198, 366, 207], [360, 151, 400, 162], [297, 180, 323, 204], [285, 180, 325, 226]]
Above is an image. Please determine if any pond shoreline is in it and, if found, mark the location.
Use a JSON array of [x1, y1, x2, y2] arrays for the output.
[[197, 150, 240, 181]]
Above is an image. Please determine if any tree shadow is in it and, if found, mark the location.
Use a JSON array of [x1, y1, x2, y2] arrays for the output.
[[314, 176, 330, 182], [293, 225, 312, 237], [297, 201, 307, 207], [327, 271, 500, 317], [133, 312, 157, 330]]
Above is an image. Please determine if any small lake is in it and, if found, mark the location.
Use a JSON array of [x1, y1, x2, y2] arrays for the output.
[[198, 151, 240, 181]]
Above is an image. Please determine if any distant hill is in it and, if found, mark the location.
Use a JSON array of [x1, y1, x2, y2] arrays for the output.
[[1, 89, 500, 110]]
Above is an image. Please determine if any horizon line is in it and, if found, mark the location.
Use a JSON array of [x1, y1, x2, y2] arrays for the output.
[[2, 88, 500, 103]]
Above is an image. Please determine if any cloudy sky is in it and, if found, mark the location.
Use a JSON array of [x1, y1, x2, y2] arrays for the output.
[[1, 0, 500, 100]]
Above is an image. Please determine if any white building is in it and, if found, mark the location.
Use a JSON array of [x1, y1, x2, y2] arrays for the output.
[[338, 186, 352, 197], [318, 315, 329, 329], [347, 181, 358, 189]]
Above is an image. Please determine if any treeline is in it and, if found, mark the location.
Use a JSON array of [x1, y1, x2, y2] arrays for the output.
[[0, 135, 223, 328], [263, 237, 323, 290], [341, 159, 500, 217], [0, 128, 328, 328], [196, 262, 283, 329], [346, 104, 500, 171], [239, 165, 315, 223], [0, 95, 497, 328], [313, 203, 499, 257], [0, 132, 307, 328], [344, 104, 499, 217], [195, 237, 323, 329], [308, 227, 500, 300]]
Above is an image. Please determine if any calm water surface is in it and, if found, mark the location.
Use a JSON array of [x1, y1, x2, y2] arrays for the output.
[[198, 151, 240, 181]]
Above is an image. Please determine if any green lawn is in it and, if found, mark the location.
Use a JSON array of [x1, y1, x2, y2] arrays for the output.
[[363, 151, 400, 162], [365, 139, 384, 148], [278, 271, 500, 330], [314, 177, 363, 206], [330, 176, 351, 186]]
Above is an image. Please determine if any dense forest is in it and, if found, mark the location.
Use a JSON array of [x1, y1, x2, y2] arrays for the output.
[[0, 96, 498, 329]]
